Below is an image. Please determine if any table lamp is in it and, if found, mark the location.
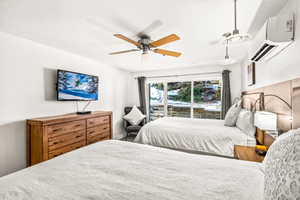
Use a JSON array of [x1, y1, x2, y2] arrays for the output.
[[254, 111, 277, 155], [254, 111, 278, 136]]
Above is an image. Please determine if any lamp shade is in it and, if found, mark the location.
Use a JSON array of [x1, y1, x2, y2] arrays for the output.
[[254, 111, 277, 131]]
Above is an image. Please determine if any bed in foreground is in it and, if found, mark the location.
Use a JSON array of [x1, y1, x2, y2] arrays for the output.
[[0, 140, 263, 200], [134, 117, 256, 157]]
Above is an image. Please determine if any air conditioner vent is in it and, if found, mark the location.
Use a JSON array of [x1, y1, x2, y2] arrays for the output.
[[251, 43, 276, 62], [250, 13, 295, 62]]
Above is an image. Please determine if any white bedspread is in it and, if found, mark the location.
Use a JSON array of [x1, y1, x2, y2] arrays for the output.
[[0, 140, 264, 200], [135, 117, 256, 157]]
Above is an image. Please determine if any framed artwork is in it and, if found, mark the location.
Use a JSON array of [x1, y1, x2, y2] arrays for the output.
[[247, 62, 256, 86]]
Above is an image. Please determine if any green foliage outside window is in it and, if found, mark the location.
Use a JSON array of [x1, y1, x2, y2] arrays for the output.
[[150, 81, 221, 103]]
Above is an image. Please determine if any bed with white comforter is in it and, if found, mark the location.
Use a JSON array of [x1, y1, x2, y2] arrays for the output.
[[0, 140, 263, 200], [134, 117, 256, 157]]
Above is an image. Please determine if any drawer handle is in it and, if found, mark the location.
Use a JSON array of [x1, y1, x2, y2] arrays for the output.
[[75, 135, 81, 138], [53, 140, 64, 145], [73, 124, 82, 128], [89, 131, 95, 134], [53, 128, 63, 132]]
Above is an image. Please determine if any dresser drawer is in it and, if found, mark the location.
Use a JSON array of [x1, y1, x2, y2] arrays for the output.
[[48, 130, 86, 151], [47, 120, 86, 138], [87, 124, 110, 137], [87, 130, 110, 140], [48, 140, 85, 159], [87, 116, 109, 128], [87, 133, 110, 144]]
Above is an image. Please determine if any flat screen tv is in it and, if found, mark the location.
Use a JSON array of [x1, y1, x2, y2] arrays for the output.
[[57, 70, 99, 101]]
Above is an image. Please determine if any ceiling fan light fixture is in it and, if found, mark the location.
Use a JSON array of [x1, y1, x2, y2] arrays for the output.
[[219, 39, 237, 66], [217, 55, 237, 66], [141, 51, 151, 64], [142, 50, 149, 55], [221, 58, 237, 66]]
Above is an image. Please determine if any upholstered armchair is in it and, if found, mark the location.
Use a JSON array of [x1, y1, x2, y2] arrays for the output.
[[123, 106, 146, 138]]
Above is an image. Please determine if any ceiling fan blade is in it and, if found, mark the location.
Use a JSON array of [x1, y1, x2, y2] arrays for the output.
[[153, 49, 182, 57], [209, 39, 221, 45], [137, 20, 163, 37], [109, 49, 140, 55], [87, 18, 118, 33], [150, 34, 180, 47], [209, 32, 232, 45], [114, 34, 140, 47]]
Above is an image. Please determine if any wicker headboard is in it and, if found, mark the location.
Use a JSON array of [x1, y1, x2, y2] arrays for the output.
[[241, 92, 264, 111], [240, 92, 265, 145]]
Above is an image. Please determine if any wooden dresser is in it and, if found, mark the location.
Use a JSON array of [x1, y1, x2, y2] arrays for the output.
[[27, 111, 112, 166]]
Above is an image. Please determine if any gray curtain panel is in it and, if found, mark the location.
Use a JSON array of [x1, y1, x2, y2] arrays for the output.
[[137, 76, 146, 114], [221, 70, 232, 119]]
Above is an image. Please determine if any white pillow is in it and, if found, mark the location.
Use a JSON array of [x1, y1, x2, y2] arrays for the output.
[[123, 106, 146, 126], [264, 129, 300, 200], [224, 101, 241, 127], [236, 109, 256, 137]]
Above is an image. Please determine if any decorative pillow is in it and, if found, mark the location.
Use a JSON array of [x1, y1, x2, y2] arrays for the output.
[[123, 106, 146, 126], [236, 109, 256, 137], [224, 101, 241, 127], [264, 129, 300, 200]]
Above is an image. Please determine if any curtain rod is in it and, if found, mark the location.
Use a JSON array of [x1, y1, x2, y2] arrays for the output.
[[134, 71, 224, 79]]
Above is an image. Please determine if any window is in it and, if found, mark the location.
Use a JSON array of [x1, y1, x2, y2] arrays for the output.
[[148, 78, 221, 121], [149, 83, 165, 121], [193, 80, 221, 119], [167, 82, 191, 118]]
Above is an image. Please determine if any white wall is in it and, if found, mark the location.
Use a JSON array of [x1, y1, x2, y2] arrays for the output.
[[0, 32, 130, 177], [127, 63, 242, 107], [242, 0, 300, 90]]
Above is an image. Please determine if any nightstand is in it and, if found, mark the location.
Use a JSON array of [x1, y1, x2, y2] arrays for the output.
[[234, 145, 265, 163]]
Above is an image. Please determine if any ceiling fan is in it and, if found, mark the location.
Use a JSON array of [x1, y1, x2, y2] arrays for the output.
[[109, 33, 182, 57], [210, 0, 251, 45]]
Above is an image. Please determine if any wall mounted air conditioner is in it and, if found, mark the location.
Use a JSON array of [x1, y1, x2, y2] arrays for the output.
[[250, 13, 295, 62]]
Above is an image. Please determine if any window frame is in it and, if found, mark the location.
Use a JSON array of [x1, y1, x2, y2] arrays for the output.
[[147, 76, 222, 120]]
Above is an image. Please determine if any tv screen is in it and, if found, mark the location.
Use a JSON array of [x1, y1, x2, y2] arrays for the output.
[[57, 70, 99, 101]]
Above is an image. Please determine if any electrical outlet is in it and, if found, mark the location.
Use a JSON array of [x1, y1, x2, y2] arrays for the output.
[[286, 20, 293, 32]]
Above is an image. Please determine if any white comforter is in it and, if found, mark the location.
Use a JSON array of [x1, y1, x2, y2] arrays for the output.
[[0, 140, 264, 200], [135, 117, 256, 157]]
